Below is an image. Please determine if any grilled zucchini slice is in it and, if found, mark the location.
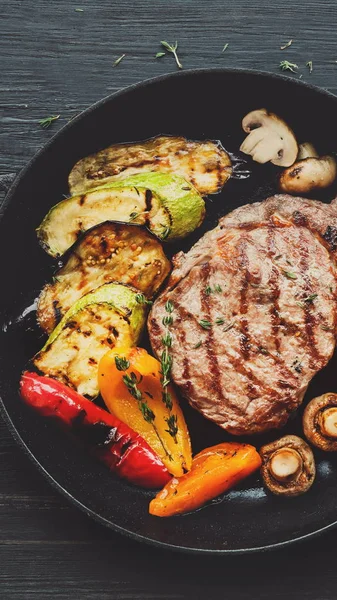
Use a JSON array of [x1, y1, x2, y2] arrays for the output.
[[37, 172, 205, 256], [33, 283, 146, 398], [68, 135, 232, 196], [37, 222, 171, 333]]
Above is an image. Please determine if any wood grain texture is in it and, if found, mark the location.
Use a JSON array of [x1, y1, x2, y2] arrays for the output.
[[1, 0, 337, 598]]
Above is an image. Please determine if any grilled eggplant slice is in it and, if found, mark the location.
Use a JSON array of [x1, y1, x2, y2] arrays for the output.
[[37, 222, 171, 333], [33, 283, 146, 398], [68, 135, 232, 196], [37, 172, 205, 256]]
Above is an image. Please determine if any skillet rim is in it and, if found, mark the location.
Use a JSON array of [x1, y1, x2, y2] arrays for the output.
[[1, 66, 337, 555]]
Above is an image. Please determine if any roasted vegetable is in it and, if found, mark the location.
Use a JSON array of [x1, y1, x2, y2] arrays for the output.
[[68, 135, 232, 196], [37, 222, 171, 333], [260, 435, 315, 496], [34, 283, 146, 398], [98, 346, 192, 477], [149, 442, 261, 517], [20, 372, 170, 489], [37, 172, 205, 257]]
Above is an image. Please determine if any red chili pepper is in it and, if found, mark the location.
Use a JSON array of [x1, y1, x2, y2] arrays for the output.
[[20, 372, 170, 489]]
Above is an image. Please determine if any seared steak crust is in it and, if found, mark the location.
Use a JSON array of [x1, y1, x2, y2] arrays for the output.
[[149, 195, 337, 435]]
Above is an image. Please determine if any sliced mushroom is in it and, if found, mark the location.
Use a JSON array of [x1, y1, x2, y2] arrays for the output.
[[279, 142, 337, 195], [303, 393, 337, 451], [260, 435, 315, 496], [240, 109, 298, 167]]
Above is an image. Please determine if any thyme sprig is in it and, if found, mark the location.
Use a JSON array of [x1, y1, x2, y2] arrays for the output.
[[135, 293, 153, 306], [116, 356, 171, 457], [160, 41, 182, 69], [280, 60, 298, 73], [160, 300, 177, 441], [39, 115, 60, 129]]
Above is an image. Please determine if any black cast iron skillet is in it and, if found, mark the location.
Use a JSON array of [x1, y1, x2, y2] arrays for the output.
[[1, 68, 337, 555]]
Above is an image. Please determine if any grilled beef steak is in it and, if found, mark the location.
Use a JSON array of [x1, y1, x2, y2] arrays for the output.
[[149, 195, 337, 435]]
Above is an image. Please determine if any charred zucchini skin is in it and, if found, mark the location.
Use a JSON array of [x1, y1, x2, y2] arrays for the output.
[[37, 221, 171, 333], [36, 172, 205, 257], [33, 283, 146, 399]]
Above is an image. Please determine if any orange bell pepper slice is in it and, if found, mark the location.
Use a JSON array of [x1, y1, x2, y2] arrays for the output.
[[149, 442, 262, 517], [98, 346, 192, 477]]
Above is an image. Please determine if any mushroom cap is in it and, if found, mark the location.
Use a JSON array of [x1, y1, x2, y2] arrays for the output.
[[297, 142, 319, 160], [279, 155, 337, 195], [303, 393, 337, 451], [260, 434, 315, 496], [241, 108, 298, 167]]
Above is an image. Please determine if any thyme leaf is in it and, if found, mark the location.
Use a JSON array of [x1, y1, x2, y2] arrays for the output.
[[280, 39, 293, 50], [114, 356, 130, 371], [165, 414, 178, 441], [199, 319, 212, 330], [113, 54, 126, 67], [282, 270, 297, 280], [162, 331, 173, 348], [162, 315, 173, 327], [165, 300, 174, 313], [160, 40, 182, 69], [223, 320, 235, 332], [193, 341, 202, 349], [155, 52, 166, 58], [306, 60, 313, 73], [321, 324, 334, 332], [222, 43, 229, 52], [215, 317, 225, 325]]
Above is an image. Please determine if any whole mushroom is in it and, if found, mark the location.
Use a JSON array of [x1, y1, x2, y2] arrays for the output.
[[279, 142, 337, 195], [303, 393, 337, 451], [240, 108, 298, 167], [260, 435, 315, 496]]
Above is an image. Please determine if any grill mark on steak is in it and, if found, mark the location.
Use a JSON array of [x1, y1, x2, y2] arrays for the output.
[[267, 226, 281, 353], [199, 263, 224, 401], [298, 228, 321, 365], [238, 238, 251, 359]]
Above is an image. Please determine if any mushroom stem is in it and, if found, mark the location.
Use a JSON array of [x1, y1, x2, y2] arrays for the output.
[[319, 407, 337, 438], [303, 394, 337, 451], [260, 435, 315, 496], [270, 449, 302, 482]]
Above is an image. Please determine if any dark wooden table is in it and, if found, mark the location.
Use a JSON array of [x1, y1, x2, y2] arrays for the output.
[[2, 1, 337, 598]]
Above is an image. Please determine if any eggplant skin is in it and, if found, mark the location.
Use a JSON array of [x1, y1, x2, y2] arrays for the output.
[[68, 135, 232, 197], [34, 283, 146, 399], [37, 222, 171, 334]]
